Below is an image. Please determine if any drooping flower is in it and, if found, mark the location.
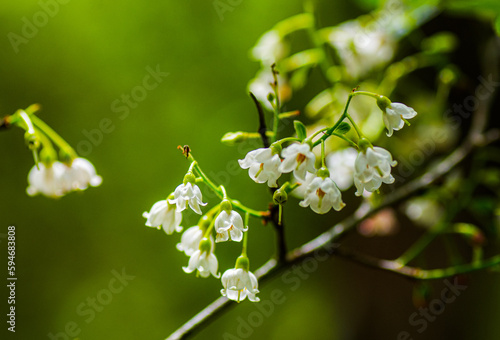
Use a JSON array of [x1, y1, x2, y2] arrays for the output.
[[251, 30, 287, 66], [26, 161, 66, 198], [377, 97, 417, 137], [168, 181, 207, 215], [328, 19, 396, 79], [221, 268, 260, 303], [62, 157, 102, 192], [326, 148, 357, 191], [299, 175, 345, 214], [354, 143, 397, 196], [278, 143, 316, 182], [238, 147, 281, 188], [143, 199, 182, 235], [182, 238, 220, 278], [214, 206, 248, 243], [176, 226, 204, 256]]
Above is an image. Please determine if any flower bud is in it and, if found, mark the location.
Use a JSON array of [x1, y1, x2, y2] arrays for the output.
[[273, 186, 288, 205], [221, 131, 247, 146]]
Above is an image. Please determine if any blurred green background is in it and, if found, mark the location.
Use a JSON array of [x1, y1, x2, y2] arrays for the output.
[[1, 0, 500, 339]]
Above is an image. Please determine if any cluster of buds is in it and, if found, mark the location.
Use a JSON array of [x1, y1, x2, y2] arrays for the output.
[[2, 104, 102, 198]]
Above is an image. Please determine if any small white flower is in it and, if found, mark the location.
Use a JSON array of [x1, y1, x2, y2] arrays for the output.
[[26, 161, 66, 198], [238, 148, 281, 188], [354, 146, 397, 196], [326, 148, 357, 191], [168, 182, 207, 214], [143, 200, 182, 235], [214, 210, 248, 242], [182, 240, 220, 278], [290, 171, 315, 199], [278, 143, 316, 182], [328, 19, 395, 79], [221, 268, 260, 302], [382, 102, 417, 137], [299, 176, 345, 214], [251, 30, 286, 66], [62, 157, 102, 192], [176, 226, 215, 256]]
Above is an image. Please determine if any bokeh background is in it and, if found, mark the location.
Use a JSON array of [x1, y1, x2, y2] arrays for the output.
[[1, 0, 500, 339]]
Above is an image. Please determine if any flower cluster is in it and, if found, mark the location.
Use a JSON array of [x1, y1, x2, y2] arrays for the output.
[[27, 158, 102, 198], [3, 104, 102, 199], [236, 92, 416, 213], [143, 166, 260, 302]]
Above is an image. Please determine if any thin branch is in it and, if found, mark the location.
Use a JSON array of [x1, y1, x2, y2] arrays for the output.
[[249, 92, 269, 148]]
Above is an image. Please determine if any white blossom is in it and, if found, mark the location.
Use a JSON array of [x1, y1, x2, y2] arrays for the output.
[[26, 161, 66, 198], [238, 148, 281, 187], [182, 239, 220, 278], [214, 210, 248, 243], [251, 30, 286, 66], [176, 226, 215, 256], [328, 19, 396, 79], [279, 143, 316, 182], [299, 176, 345, 214], [168, 182, 207, 214], [143, 200, 182, 235], [62, 157, 102, 192], [382, 102, 417, 137], [326, 148, 357, 191], [220, 268, 260, 302], [354, 146, 397, 196]]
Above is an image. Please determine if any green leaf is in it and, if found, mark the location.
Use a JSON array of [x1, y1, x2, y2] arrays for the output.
[[334, 122, 351, 134], [293, 120, 307, 141]]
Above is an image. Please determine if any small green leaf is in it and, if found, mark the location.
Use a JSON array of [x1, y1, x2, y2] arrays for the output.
[[293, 120, 307, 141], [334, 122, 351, 134]]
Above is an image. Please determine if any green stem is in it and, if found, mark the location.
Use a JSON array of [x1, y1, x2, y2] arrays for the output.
[[30, 115, 77, 159], [242, 213, 250, 256], [313, 92, 354, 147], [346, 114, 362, 138], [187, 154, 268, 218]]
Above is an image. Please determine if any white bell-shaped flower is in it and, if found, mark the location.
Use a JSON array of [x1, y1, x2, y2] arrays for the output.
[[221, 268, 260, 303], [354, 143, 397, 196], [251, 30, 286, 66], [326, 148, 357, 191], [299, 174, 345, 214], [62, 157, 102, 192], [278, 143, 316, 182], [377, 96, 417, 137], [168, 181, 207, 215], [238, 147, 281, 188], [182, 238, 220, 278], [176, 222, 215, 256], [214, 205, 248, 243], [26, 161, 66, 198], [143, 199, 182, 235]]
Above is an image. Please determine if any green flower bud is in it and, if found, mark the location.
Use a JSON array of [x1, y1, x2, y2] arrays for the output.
[[273, 186, 288, 205], [221, 131, 246, 146]]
